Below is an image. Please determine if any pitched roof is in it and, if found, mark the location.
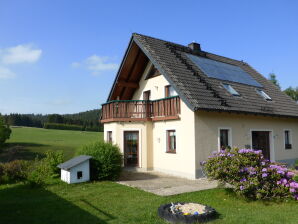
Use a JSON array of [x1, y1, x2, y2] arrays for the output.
[[57, 155, 92, 170], [129, 33, 298, 118]]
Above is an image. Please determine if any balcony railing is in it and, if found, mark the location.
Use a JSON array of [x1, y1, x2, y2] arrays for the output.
[[101, 96, 180, 123]]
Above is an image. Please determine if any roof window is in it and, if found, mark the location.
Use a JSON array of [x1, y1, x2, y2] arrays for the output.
[[222, 83, 240, 96], [257, 89, 272, 101]]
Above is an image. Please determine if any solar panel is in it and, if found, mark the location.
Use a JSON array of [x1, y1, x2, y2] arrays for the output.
[[185, 53, 263, 87]]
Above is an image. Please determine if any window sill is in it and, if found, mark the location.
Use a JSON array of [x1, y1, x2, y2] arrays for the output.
[[166, 151, 176, 154]]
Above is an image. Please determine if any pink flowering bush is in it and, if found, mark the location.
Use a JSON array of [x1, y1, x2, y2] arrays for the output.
[[201, 148, 298, 200]]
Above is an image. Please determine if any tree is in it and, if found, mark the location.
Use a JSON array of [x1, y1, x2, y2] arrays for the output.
[[0, 114, 11, 146], [268, 73, 280, 89], [284, 87, 298, 102]]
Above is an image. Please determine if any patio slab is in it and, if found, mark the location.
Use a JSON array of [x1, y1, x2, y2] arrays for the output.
[[117, 170, 218, 196]]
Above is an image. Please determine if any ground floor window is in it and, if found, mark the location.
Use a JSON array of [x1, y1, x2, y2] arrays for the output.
[[77, 171, 83, 179], [219, 129, 230, 150], [107, 131, 112, 143], [284, 130, 292, 149], [167, 130, 176, 153]]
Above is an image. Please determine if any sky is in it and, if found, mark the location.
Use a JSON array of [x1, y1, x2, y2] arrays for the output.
[[0, 0, 297, 114]]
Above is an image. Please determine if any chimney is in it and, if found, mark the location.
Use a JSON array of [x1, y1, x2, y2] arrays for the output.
[[188, 42, 201, 54]]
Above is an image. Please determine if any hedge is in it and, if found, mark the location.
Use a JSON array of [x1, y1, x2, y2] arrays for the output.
[[44, 123, 83, 131]]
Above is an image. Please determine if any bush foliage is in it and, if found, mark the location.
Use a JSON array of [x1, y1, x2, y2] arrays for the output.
[[201, 148, 298, 201], [44, 123, 83, 131], [0, 115, 11, 146], [0, 151, 64, 186], [77, 141, 122, 181]]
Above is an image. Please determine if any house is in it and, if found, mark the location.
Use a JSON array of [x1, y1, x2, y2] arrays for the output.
[[57, 155, 92, 184], [101, 33, 298, 179]]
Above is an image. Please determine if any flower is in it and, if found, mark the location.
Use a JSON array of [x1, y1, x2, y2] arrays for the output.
[[286, 172, 295, 178], [281, 178, 288, 185], [240, 186, 245, 191], [200, 161, 206, 166], [290, 188, 296, 193], [240, 178, 247, 182], [262, 173, 268, 178], [262, 168, 267, 172]]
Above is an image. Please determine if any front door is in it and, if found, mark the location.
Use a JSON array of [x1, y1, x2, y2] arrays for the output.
[[124, 131, 139, 167], [252, 131, 270, 160]]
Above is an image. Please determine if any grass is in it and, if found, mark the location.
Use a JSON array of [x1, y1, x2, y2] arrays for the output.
[[0, 127, 102, 162], [0, 181, 297, 224]]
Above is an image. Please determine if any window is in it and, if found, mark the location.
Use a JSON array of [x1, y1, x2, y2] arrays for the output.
[[220, 129, 230, 150], [143, 90, 151, 100], [77, 171, 83, 179], [107, 131, 112, 143], [166, 130, 176, 153], [284, 130, 292, 149], [222, 83, 240, 96], [257, 89, 272, 101], [145, 64, 160, 79], [165, 85, 178, 97]]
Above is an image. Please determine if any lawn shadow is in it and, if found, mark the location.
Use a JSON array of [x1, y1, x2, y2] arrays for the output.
[[0, 142, 48, 162], [0, 184, 109, 224], [81, 199, 116, 222]]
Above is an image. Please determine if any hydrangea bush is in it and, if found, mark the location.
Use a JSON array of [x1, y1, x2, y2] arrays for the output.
[[201, 148, 298, 200]]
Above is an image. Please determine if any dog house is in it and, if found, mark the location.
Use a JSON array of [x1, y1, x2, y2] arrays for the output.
[[57, 155, 92, 184]]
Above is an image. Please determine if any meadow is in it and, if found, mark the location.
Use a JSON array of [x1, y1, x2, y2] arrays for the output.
[[0, 127, 102, 162], [0, 127, 298, 224]]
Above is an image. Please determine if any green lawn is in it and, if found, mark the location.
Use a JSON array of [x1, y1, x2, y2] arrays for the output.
[[0, 127, 102, 162], [0, 181, 297, 224]]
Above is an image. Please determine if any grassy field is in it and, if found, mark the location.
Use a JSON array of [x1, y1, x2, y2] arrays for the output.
[[0, 127, 298, 223], [0, 127, 102, 162], [0, 181, 298, 224]]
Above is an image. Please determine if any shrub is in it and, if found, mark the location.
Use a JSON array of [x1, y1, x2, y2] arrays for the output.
[[44, 123, 83, 131], [77, 141, 122, 181], [0, 160, 29, 184], [201, 148, 298, 201], [0, 115, 11, 146], [26, 151, 64, 187]]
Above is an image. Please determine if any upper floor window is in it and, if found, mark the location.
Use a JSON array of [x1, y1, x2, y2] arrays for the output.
[[166, 130, 176, 153], [107, 131, 113, 143], [222, 83, 240, 96], [143, 90, 151, 100], [165, 85, 178, 97], [257, 89, 272, 101], [284, 130, 292, 149], [145, 64, 160, 79]]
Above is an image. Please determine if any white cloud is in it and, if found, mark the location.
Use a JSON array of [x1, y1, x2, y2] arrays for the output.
[[73, 55, 118, 75], [0, 44, 42, 64], [0, 66, 15, 79]]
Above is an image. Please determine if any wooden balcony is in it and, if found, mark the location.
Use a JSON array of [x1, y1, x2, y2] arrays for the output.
[[101, 96, 180, 123]]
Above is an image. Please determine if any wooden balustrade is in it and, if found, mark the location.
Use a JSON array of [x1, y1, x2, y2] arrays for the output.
[[101, 96, 180, 123]]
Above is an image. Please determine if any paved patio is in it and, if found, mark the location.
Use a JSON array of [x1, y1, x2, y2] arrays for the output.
[[117, 170, 218, 196]]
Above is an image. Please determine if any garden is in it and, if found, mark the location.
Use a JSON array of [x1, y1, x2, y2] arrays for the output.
[[0, 120, 298, 223]]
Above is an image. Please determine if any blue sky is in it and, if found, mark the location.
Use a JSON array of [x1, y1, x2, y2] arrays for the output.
[[0, 0, 297, 114]]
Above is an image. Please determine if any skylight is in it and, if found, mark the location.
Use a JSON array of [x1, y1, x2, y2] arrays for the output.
[[185, 53, 263, 87], [257, 89, 272, 101], [222, 83, 240, 96]]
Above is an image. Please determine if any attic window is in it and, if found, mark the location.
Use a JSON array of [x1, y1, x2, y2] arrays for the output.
[[145, 64, 160, 79], [257, 89, 272, 101], [222, 83, 240, 96]]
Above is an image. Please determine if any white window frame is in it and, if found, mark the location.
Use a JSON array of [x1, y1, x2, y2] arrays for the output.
[[164, 128, 178, 154], [256, 89, 272, 101], [121, 128, 142, 168], [105, 129, 114, 144], [250, 129, 275, 162], [222, 83, 240, 96], [218, 127, 232, 151], [283, 129, 292, 150]]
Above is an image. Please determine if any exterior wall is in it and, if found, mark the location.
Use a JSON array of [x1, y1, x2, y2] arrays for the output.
[[195, 111, 298, 177], [61, 169, 70, 183], [103, 61, 197, 178], [132, 62, 170, 101], [65, 160, 90, 184]]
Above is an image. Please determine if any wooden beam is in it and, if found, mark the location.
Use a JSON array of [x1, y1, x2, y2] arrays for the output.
[[117, 81, 139, 89]]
